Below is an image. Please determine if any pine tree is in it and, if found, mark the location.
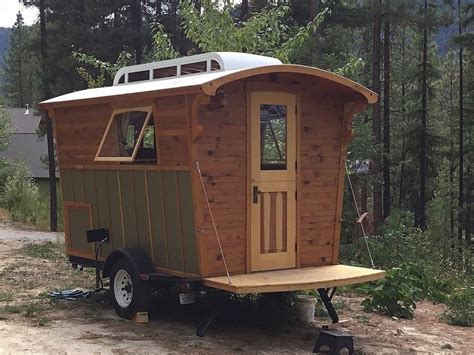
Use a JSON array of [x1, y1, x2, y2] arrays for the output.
[[3, 12, 35, 107]]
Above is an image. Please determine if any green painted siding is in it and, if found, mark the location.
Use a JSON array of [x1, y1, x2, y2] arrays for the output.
[[94, 170, 113, 256], [61, 167, 198, 276], [132, 171, 152, 253], [147, 171, 168, 269], [119, 170, 138, 248], [177, 172, 199, 274], [60, 169, 73, 201], [68, 208, 91, 252], [106, 170, 124, 251], [161, 171, 184, 272], [71, 170, 84, 201]]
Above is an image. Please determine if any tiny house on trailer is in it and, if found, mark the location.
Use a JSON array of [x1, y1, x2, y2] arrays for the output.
[[40, 52, 385, 324]]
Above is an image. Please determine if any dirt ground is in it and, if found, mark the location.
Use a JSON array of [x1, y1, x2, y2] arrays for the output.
[[0, 221, 471, 354]]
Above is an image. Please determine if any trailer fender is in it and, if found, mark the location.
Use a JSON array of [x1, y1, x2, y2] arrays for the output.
[[102, 248, 154, 278]]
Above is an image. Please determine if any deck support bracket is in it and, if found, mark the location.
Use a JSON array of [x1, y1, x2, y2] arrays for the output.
[[317, 287, 339, 324], [195, 292, 227, 337]]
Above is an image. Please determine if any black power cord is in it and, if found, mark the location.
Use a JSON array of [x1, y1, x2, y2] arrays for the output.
[[49, 236, 109, 300]]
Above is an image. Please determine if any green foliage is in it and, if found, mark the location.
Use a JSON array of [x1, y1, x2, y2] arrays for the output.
[[333, 57, 365, 81], [181, 0, 328, 63], [0, 105, 12, 151], [441, 288, 474, 327], [151, 23, 178, 61], [362, 264, 420, 319], [21, 241, 63, 261], [72, 51, 133, 88], [0, 162, 45, 225], [2, 12, 39, 106]]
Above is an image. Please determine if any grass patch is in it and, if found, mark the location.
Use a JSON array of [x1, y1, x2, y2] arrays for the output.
[[441, 288, 473, 327], [0, 292, 13, 302], [20, 241, 63, 260], [23, 302, 46, 317], [2, 304, 22, 313], [33, 316, 50, 327]]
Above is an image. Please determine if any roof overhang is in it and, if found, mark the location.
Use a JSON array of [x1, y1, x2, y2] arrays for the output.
[[40, 64, 377, 110], [202, 65, 377, 104]]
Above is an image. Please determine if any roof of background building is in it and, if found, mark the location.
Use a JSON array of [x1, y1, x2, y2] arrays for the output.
[[0, 108, 55, 179]]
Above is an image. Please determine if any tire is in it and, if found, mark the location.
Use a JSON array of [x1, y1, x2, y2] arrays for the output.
[[110, 257, 151, 320]]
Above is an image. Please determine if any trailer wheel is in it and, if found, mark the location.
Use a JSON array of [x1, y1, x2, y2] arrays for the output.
[[110, 257, 151, 320]]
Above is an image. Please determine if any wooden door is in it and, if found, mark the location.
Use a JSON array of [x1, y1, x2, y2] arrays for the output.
[[250, 92, 296, 272]]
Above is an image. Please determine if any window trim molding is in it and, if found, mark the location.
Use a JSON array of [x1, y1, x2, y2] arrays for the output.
[[94, 106, 153, 162]]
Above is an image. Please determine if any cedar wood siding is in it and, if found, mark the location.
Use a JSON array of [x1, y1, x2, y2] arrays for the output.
[[197, 78, 344, 277]]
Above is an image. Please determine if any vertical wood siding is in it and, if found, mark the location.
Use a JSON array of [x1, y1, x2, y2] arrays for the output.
[[61, 167, 199, 276], [299, 92, 343, 267]]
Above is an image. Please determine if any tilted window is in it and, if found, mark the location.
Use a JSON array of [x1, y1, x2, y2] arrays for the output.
[[95, 107, 156, 163]]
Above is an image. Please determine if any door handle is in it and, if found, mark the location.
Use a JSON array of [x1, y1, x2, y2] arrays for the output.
[[253, 186, 261, 204]]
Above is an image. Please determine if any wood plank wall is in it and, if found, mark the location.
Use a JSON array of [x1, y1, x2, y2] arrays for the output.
[[299, 92, 343, 267], [197, 80, 344, 277], [196, 82, 248, 277]]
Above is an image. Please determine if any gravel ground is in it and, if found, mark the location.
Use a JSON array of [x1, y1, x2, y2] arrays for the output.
[[0, 221, 472, 354]]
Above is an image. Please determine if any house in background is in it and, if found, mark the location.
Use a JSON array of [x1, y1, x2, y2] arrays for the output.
[[0, 107, 58, 195]]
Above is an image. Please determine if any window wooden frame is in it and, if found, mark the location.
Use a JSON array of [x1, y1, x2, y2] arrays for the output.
[[94, 106, 153, 162]]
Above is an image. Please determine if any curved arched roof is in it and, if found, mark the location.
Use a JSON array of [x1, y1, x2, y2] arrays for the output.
[[201, 65, 377, 104], [40, 64, 377, 109]]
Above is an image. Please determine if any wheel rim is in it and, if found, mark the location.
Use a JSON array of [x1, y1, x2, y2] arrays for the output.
[[114, 269, 133, 308]]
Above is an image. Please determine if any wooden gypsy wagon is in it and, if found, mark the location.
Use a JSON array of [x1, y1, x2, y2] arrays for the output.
[[40, 52, 385, 326]]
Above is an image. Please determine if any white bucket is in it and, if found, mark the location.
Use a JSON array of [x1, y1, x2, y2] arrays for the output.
[[295, 295, 317, 323]]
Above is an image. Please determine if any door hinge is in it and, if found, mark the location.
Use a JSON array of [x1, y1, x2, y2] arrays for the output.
[[295, 190, 297, 200], [295, 243, 297, 252], [295, 105, 298, 114], [295, 161, 297, 170]]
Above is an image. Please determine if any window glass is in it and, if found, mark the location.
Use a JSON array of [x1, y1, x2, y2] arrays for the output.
[[210, 60, 221, 71], [96, 110, 155, 162], [153, 66, 177, 79], [260, 104, 287, 170], [181, 61, 207, 75], [128, 70, 150, 83]]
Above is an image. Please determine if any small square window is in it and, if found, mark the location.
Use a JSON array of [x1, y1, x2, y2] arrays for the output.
[[95, 107, 155, 162]]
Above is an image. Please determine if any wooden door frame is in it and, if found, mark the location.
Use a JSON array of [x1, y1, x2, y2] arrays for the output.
[[245, 88, 300, 273]]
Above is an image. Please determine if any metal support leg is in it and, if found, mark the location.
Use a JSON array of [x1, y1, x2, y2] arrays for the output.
[[195, 293, 226, 337], [317, 288, 339, 323], [196, 310, 218, 337]]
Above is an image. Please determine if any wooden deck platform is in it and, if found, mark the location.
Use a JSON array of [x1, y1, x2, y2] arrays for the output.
[[203, 265, 385, 294]]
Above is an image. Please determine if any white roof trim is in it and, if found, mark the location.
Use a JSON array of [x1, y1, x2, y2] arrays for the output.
[[41, 69, 244, 105]]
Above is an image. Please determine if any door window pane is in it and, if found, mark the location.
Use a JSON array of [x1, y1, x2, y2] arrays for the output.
[[260, 104, 287, 170]]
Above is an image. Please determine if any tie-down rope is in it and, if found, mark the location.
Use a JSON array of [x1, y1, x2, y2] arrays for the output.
[[195, 161, 232, 284], [345, 163, 375, 269]]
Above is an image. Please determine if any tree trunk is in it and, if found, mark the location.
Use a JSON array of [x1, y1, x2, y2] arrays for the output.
[[309, 0, 321, 19], [418, 0, 428, 230], [449, 53, 456, 248], [155, 0, 162, 18], [371, 0, 383, 232], [382, 0, 391, 219], [241, 0, 249, 20], [399, 30, 406, 210], [131, 0, 143, 64], [457, 0, 464, 259], [39, 0, 57, 232]]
